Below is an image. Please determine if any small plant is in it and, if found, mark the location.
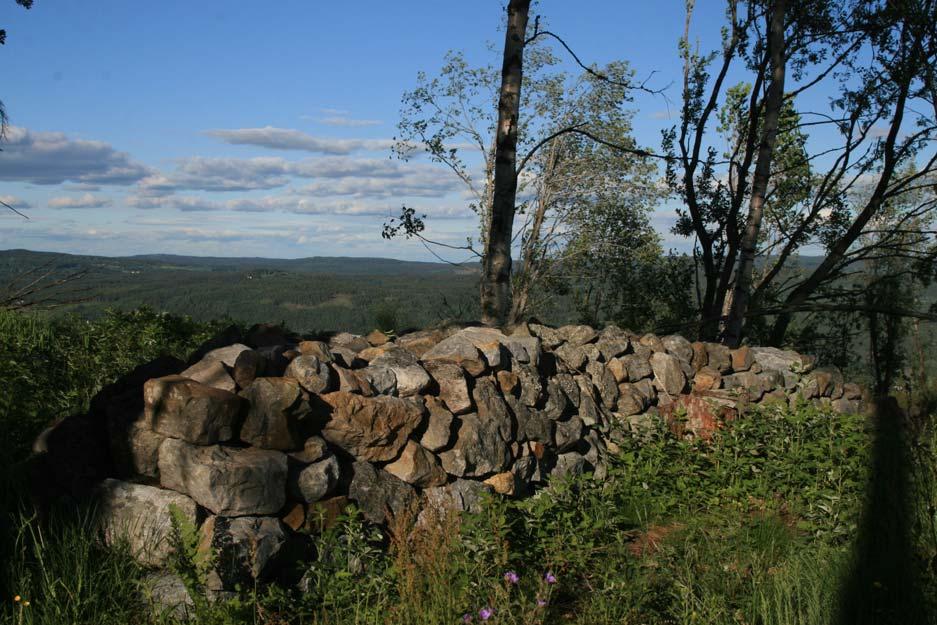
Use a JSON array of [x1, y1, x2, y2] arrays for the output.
[[167, 503, 215, 611]]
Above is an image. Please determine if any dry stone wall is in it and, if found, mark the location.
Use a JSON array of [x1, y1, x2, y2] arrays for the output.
[[31, 321, 866, 599]]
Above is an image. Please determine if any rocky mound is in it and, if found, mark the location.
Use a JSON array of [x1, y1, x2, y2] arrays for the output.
[[30, 321, 866, 603]]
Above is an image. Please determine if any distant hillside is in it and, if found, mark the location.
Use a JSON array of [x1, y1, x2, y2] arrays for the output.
[[0, 249, 484, 333]]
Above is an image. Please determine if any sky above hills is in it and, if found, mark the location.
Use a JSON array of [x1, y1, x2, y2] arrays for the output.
[[0, 0, 812, 260]]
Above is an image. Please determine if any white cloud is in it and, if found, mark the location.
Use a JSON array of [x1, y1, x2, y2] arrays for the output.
[[318, 116, 382, 128], [0, 195, 30, 209], [48, 193, 113, 209], [203, 126, 393, 154], [0, 126, 152, 185]]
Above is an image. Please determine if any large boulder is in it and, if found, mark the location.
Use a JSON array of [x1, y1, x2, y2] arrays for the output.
[[319, 391, 425, 462], [144, 376, 243, 445], [239, 377, 312, 450], [421, 332, 488, 376], [158, 439, 287, 516], [347, 461, 417, 524], [94, 479, 198, 567]]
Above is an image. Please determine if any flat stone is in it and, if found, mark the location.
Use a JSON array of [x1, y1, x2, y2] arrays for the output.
[[145, 375, 243, 445], [285, 355, 334, 394], [239, 377, 312, 450], [94, 478, 198, 567], [395, 329, 448, 358], [319, 391, 425, 462], [203, 344, 252, 367], [159, 439, 287, 516], [420, 332, 487, 376], [181, 359, 237, 393]]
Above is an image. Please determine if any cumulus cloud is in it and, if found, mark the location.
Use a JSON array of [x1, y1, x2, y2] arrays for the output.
[[48, 193, 114, 209], [0, 126, 152, 185], [203, 126, 394, 154]]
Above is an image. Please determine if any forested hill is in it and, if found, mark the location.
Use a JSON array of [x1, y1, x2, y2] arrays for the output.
[[0, 249, 484, 333]]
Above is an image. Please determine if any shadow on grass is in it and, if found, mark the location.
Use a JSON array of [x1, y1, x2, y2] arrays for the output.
[[836, 397, 933, 625]]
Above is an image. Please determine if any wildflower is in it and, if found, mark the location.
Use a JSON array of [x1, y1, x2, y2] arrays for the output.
[[462, 614, 473, 623], [479, 607, 493, 621], [504, 570, 519, 585], [545, 571, 557, 584], [13, 596, 20, 603], [536, 598, 547, 607]]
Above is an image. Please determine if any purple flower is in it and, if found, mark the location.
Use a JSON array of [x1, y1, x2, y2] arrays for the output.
[[462, 614, 473, 623], [544, 572, 557, 584], [537, 598, 547, 607], [504, 570, 519, 585], [479, 607, 493, 621]]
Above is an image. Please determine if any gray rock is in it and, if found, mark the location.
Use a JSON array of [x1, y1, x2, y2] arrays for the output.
[[472, 377, 514, 441], [420, 396, 454, 452], [145, 375, 243, 445], [528, 323, 564, 349], [94, 478, 198, 567], [181, 359, 237, 393], [554, 416, 584, 452], [551, 451, 587, 479], [329, 332, 370, 353], [319, 391, 425, 462], [424, 361, 472, 414], [348, 461, 417, 524], [333, 366, 375, 395], [662, 335, 694, 364], [554, 372, 580, 407], [438, 412, 512, 478], [330, 346, 366, 369], [596, 325, 630, 360], [650, 352, 687, 396], [616, 383, 648, 416], [289, 454, 339, 503], [239, 377, 312, 450], [553, 342, 587, 370], [639, 333, 665, 352], [420, 480, 491, 526], [203, 344, 252, 367], [541, 379, 571, 420], [559, 324, 598, 346], [587, 361, 619, 410], [200, 515, 289, 590], [297, 341, 333, 362], [285, 355, 334, 395], [159, 439, 287, 516], [288, 436, 329, 464], [620, 354, 653, 381], [141, 572, 194, 621], [370, 348, 431, 397], [705, 343, 733, 373], [360, 365, 398, 395], [421, 333, 488, 376]]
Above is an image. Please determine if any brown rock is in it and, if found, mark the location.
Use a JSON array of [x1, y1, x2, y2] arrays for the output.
[[333, 366, 375, 396], [496, 369, 520, 395], [319, 391, 425, 462], [366, 329, 390, 347], [282, 503, 306, 532], [690, 342, 709, 371], [233, 349, 266, 389], [304, 496, 351, 534], [384, 440, 447, 488], [285, 355, 334, 395], [705, 343, 732, 373], [396, 329, 448, 358], [693, 367, 722, 392], [180, 359, 237, 393], [484, 471, 516, 496], [606, 358, 628, 383], [424, 361, 472, 414], [420, 396, 454, 452], [650, 352, 687, 396], [298, 341, 333, 362], [730, 346, 754, 372], [358, 345, 391, 362], [145, 375, 243, 445], [421, 333, 487, 376], [239, 377, 311, 450]]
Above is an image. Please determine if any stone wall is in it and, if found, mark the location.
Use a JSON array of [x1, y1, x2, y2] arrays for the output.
[[30, 321, 866, 600]]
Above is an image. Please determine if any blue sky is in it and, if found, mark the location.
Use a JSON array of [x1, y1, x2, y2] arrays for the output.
[[1, 0, 771, 260]]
